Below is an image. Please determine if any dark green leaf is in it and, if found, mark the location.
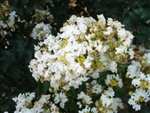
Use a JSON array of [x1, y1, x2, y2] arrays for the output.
[[21, 0, 29, 6], [0, 60, 10, 70], [41, 81, 50, 94], [21, 50, 32, 65], [9, 66, 20, 81], [0, 51, 15, 63], [8, 0, 19, 6], [45, 0, 53, 5], [134, 33, 147, 45], [123, 17, 137, 31]]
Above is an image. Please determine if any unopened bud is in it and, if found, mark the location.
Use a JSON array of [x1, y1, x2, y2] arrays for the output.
[[89, 28, 93, 33], [90, 33, 95, 38], [128, 91, 133, 96], [94, 26, 99, 32]]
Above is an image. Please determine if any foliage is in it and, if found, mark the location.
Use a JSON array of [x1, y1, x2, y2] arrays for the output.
[[0, 0, 150, 113]]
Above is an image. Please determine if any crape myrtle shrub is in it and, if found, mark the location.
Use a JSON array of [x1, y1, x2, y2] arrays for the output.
[[0, 0, 150, 112]]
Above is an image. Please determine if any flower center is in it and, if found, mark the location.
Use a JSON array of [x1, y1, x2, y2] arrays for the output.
[[61, 39, 68, 47], [76, 55, 86, 67], [110, 79, 118, 87], [136, 97, 144, 103], [140, 80, 149, 89]]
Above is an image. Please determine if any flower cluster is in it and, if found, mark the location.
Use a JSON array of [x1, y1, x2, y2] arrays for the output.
[[30, 9, 53, 40], [127, 48, 150, 111], [12, 92, 60, 113], [31, 22, 52, 40], [29, 14, 134, 90], [0, 1, 53, 40], [0, 1, 21, 37], [16, 14, 150, 112]]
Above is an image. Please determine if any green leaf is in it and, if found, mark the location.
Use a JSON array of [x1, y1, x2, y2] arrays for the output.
[[41, 81, 50, 94], [21, 0, 29, 6], [8, 0, 19, 6], [9, 66, 20, 82], [123, 17, 137, 31], [45, 0, 53, 5], [0, 60, 10, 70], [35, 81, 50, 95], [21, 50, 32, 65], [134, 33, 147, 45], [0, 51, 15, 63]]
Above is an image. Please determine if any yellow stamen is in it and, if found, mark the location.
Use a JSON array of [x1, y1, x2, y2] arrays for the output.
[[110, 79, 118, 87], [137, 97, 144, 103], [76, 55, 86, 67], [61, 39, 68, 47], [140, 80, 149, 89]]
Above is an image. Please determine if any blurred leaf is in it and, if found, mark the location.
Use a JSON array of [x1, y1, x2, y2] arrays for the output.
[[10, 39, 25, 59], [8, 0, 19, 6], [134, 33, 147, 45], [9, 66, 20, 82], [0, 60, 10, 70], [45, 0, 53, 5], [41, 81, 50, 94], [35, 81, 50, 95], [0, 51, 15, 64], [21, 50, 32, 65], [21, 0, 29, 6]]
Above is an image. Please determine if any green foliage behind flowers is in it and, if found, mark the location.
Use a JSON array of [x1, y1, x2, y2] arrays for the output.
[[0, 0, 53, 112]]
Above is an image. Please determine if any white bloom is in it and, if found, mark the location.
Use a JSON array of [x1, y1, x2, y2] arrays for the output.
[[77, 91, 92, 105], [117, 28, 127, 41], [127, 48, 134, 59], [31, 22, 52, 40], [105, 74, 123, 88], [91, 80, 102, 94], [127, 60, 141, 78], [128, 88, 150, 111], [144, 53, 150, 65], [107, 60, 117, 73], [103, 27, 113, 35], [54, 92, 68, 108], [97, 14, 106, 28], [116, 45, 127, 54], [78, 105, 91, 113]]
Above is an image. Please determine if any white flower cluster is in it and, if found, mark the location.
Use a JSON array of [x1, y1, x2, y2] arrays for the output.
[[127, 52, 150, 111], [99, 87, 123, 113], [31, 22, 52, 40], [32, 9, 54, 23], [0, 11, 20, 36], [12, 92, 60, 113], [28, 14, 137, 112], [29, 14, 134, 91], [30, 9, 53, 40]]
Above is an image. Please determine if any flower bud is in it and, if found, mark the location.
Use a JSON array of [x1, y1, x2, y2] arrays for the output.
[[90, 33, 95, 38]]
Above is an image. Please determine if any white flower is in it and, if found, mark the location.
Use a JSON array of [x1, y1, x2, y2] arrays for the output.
[[128, 88, 150, 111], [31, 22, 52, 40], [105, 74, 123, 88], [127, 60, 141, 78], [54, 92, 68, 108], [78, 105, 91, 113], [8, 11, 19, 27], [77, 91, 92, 105], [127, 48, 134, 59], [107, 60, 117, 73], [103, 27, 113, 35], [116, 45, 127, 54], [91, 80, 102, 94], [97, 14, 106, 28], [117, 28, 127, 41], [144, 53, 150, 65]]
